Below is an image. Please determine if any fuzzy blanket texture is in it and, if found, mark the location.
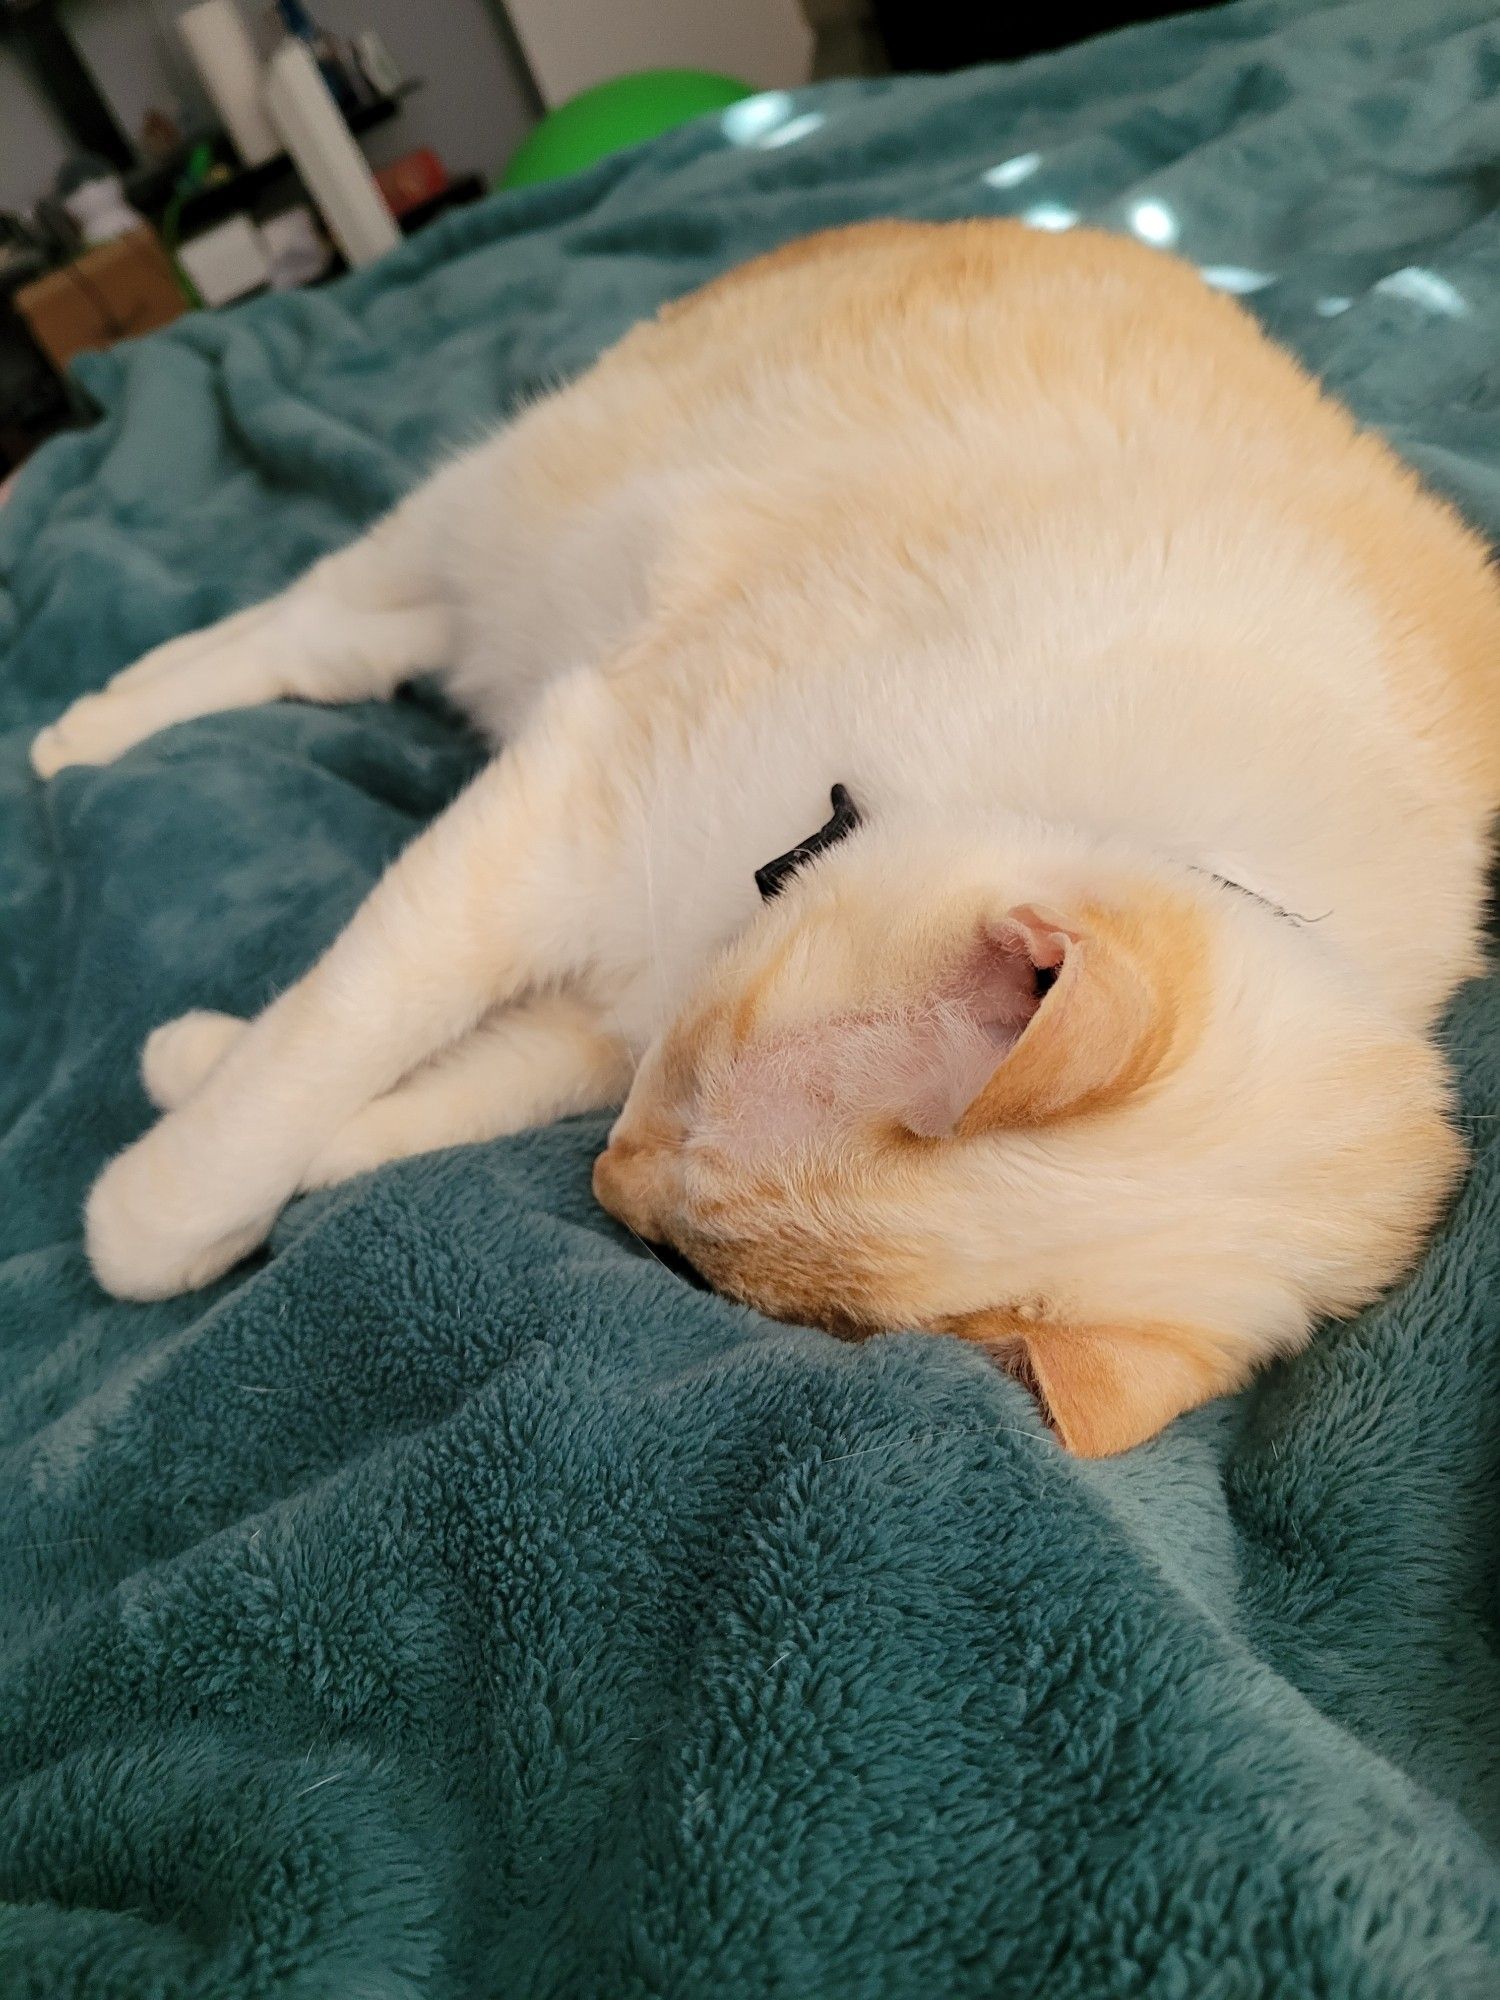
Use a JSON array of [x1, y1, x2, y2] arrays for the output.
[[3, 1, 1499, 1993]]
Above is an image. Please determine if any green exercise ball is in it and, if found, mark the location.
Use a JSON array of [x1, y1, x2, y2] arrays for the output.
[[497, 69, 755, 191]]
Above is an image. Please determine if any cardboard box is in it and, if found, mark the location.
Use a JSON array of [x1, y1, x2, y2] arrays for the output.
[[14, 228, 188, 374]]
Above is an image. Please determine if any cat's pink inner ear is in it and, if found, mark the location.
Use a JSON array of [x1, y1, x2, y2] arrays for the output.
[[997, 904, 1080, 969], [971, 908, 1076, 1016], [896, 913, 1073, 1138]]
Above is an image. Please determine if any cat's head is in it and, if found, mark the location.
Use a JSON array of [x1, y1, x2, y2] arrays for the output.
[[593, 826, 1464, 1455]]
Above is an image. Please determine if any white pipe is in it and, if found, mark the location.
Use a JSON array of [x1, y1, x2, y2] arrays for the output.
[[263, 40, 400, 270]]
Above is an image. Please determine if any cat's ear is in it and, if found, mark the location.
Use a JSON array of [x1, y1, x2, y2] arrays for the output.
[[897, 901, 1193, 1139], [946, 1310, 1240, 1455]]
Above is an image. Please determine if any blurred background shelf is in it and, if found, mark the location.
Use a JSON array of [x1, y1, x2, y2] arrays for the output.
[[125, 79, 419, 232]]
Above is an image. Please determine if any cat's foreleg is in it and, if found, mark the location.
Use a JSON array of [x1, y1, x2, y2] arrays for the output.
[[141, 995, 630, 1185], [304, 996, 629, 1185], [85, 676, 620, 1297]]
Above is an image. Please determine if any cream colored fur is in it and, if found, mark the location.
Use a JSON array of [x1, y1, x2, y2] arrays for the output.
[[33, 222, 1499, 1453]]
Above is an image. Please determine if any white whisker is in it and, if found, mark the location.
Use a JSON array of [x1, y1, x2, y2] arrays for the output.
[[637, 789, 668, 1037], [616, 1210, 684, 1283]]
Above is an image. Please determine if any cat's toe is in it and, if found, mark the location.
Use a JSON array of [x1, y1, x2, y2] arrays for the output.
[[30, 693, 138, 779], [93, 1211, 269, 1300], [29, 720, 73, 780]]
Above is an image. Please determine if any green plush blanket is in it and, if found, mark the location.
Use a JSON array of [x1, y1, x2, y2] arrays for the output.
[[4, 2, 1499, 1992]]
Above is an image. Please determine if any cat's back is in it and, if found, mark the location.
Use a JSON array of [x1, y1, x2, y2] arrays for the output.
[[599, 220, 1500, 810], [459, 221, 1498, 945], [602, 217, 1347, 470]]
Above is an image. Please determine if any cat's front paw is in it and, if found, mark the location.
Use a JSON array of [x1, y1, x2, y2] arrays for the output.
[[86, 1130, 276, 1300], [141, 1011, 246, 1109], [31, 691, 145, 779]]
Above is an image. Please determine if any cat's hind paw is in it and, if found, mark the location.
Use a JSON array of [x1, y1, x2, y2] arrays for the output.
[[142, 1011, 247, 1110]]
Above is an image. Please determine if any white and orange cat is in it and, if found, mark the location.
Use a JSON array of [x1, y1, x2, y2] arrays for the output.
[[33, 221, 1500, 1454]]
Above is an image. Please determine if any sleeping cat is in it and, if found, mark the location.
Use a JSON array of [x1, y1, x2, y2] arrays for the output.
[[33, 221, 1500, 1455]]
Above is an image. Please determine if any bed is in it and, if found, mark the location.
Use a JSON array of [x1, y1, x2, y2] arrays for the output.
[[3, 1, 1498, 1992]]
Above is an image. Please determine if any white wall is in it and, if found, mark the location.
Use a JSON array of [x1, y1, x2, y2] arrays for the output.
[[0, 0, 539, 214], [0, 42, 75, 212], [505, 0, 813, 107]]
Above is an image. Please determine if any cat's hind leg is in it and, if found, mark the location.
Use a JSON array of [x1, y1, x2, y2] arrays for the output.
[[31, 490, 453, 778], [140, 996, 629, 1185]]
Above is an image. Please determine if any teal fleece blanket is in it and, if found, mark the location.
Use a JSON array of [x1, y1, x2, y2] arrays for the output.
[[4, 2, 1499, 1992]]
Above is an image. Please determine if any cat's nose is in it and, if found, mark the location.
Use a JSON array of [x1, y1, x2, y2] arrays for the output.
[[593, 1136, 665, 1241]]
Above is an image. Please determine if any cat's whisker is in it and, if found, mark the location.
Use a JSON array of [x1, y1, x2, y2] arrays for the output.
[[637, 786, 671, 1038], [611, 1205, 687, 1285]]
